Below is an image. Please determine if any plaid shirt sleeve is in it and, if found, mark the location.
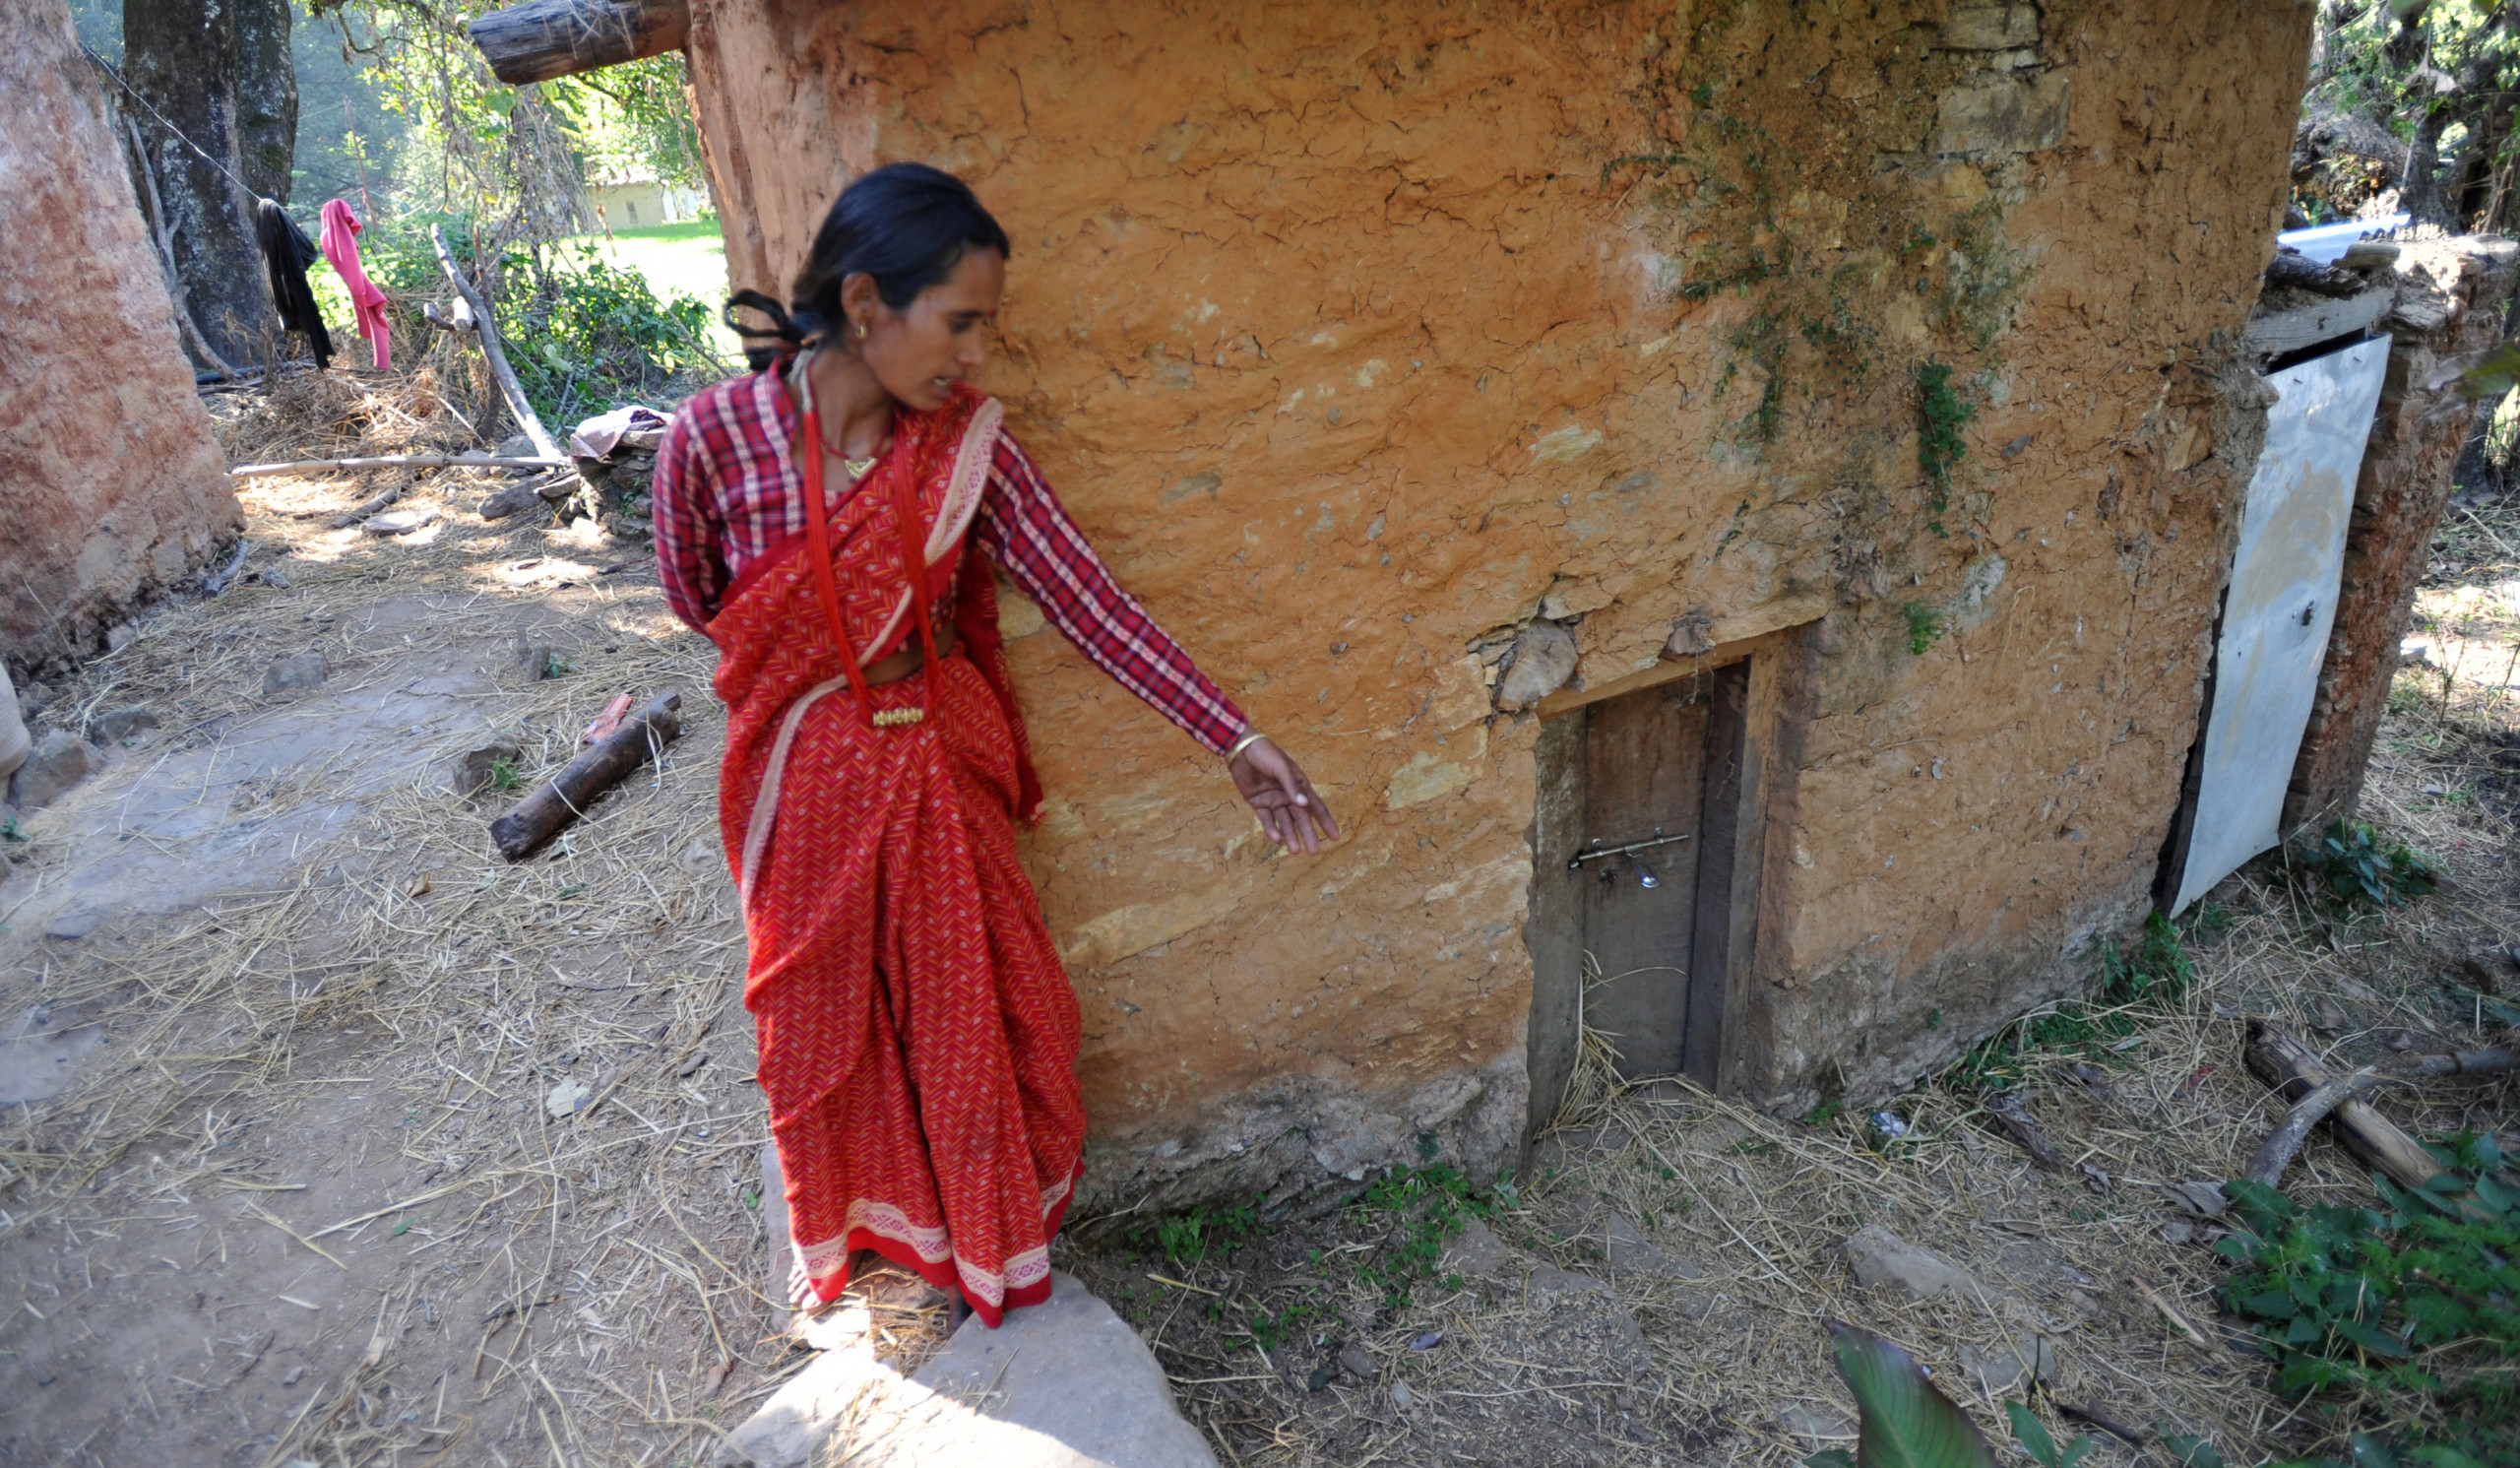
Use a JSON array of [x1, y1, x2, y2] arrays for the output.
[[651, 391, 731, 633], [975, 434, 1249, 756]]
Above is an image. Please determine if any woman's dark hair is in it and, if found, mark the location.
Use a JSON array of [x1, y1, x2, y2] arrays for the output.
[[726, 162, 1011, 369]]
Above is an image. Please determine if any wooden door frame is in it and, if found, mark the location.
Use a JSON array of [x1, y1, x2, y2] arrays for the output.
[[1523, 623, 1801, 1140]]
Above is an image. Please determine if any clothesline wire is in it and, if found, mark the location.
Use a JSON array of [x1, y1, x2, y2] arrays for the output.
[[80, 42, 263, 204]]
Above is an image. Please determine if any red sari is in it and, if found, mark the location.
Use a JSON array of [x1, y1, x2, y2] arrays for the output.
[[709, 378, 1081, 1327]]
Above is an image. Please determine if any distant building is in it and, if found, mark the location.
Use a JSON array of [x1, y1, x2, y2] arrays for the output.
[[586, 171, 707, 229]]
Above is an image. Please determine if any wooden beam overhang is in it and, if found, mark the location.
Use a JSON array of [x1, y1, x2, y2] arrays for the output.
[[467, 0, 689, 85]]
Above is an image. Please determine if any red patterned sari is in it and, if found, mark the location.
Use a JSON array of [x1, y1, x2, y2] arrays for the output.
[[708, 377, 1081, 1327]]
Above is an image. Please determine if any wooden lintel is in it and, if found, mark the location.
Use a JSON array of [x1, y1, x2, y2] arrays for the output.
[[468, 0, 689, 85], [1535, 598, 1827, 721]]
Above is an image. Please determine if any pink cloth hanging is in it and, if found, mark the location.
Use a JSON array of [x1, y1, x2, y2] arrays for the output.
[[319, 199, 392, 371]]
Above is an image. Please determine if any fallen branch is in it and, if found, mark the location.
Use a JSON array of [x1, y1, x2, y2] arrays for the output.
[[329, 482, 406, 530], [2243, 1069, 2381, 1188], [428, 224, 563, 461], [2391, 1046, 2515, 1078], [489, 692, 681, 861], [2129, 1275, 2212, 1348], [2265, 248, 2369, 298], [2057, 1401, 2150, 1447], [1985, 1090, 2066, 1172], [201, 538, 253, 596], [232, 454, 565, 478], [2243, 1022, 2449, 1197]]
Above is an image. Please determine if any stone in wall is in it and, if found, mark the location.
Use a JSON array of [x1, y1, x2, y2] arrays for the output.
[[2285, 237, 2520, 832], [0, 0, 240, 673]]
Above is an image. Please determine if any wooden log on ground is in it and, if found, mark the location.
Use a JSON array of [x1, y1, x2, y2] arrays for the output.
[[489, 692, 680, 861], [1985, 1090, 2066, 1172], [428, 225, 565, 462], [2391, 1047, 2515, 1078], [233, 455, 566, 478], [467, 0, 688, 85], [2242, 1021, 2446, 1194], [2243, 1069, 2380, 1188]]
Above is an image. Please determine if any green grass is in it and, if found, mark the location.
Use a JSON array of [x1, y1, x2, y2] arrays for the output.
[[558, 219, 740, 359]]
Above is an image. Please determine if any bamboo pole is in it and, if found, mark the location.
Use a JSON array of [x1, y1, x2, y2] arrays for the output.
[[427, 224, 564, 462], [229, 455, 566, 478]]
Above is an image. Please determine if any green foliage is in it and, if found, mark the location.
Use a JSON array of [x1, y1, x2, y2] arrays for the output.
[[1916, 360, 1974, 532], [1802, 1097, 1844, 1130], [0, 815, 27, 843], [1804, 1319, 1996, 1468], [1903, 602, 1944, 656], [1947, 913, 2192, 1093], [2215, 1135, 2519, 1466], [487, 758, 523, 794], [1135, 1196, 1266, 1267], [2006, 1401, 2095, 1468], [2299, 819, 2439, 909], [1348, 1163, 1511, 1310]]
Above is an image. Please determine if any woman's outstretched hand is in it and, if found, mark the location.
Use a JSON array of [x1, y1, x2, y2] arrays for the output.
[[1229, 737, 1342, 855]]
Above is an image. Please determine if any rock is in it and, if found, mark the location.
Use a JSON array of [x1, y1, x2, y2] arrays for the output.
[[8, 731, 94, 810], [443, 740, 523, 799], [516, 640, 561, 680], [1959, 1339, 2030, 1394], [478, 480, 549, 521], [720, 1270, 1219, 1467], [2161, 1181, 2229, 1218], [1666, 608, 1716, 657], [1776, 1403, 1856, 1449], [496, 434, 535, 459], [1388, 1379, 1418, 1411], [1527, 1264, 1612, 1299], [1439, 1217, 1524, 1277], [1493, 621, 1578, 712], [545, 1078, 594, 1117], [41, 911, 98, 940], [89, 706, 159, 744], [1941, 5, 2038, 50], [1841, 1225, 1977, 1302], [1935, 70, 2071, 158], [0, 666, 28, 785], [262, 653, 328, 696], [1605, 1212, 1704, 1280], [1339, 1343, 1375, 1380], [105, 620, 139, 652], [0, 1002, 105, 1107], [362, 507, 439, 537]]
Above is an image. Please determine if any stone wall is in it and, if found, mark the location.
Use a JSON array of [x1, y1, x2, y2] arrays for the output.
[[0, 0, 241, 674], [2285, 237, 2520, 834], [683, 0, 2307, 1209]]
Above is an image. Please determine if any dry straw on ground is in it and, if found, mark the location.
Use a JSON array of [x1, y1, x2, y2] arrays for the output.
[[1, 372, 2513, 1465]]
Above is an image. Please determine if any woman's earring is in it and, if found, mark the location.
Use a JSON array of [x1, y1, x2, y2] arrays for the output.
[[854, 321, 868, 340]]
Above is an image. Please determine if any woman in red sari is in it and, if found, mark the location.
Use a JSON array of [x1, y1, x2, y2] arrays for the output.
[[653, 164, 1338, 1330]]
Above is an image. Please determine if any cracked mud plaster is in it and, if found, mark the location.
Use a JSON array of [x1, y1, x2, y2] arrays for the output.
[[2, 1, 239, 670], [684, 0, 2312, 1200]]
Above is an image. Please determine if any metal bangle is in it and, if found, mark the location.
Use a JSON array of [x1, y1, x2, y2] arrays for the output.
[[1225, 729, 1269, 763]]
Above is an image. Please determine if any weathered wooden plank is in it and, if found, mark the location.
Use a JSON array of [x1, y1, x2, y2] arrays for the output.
[[2241, 287, 2392, 359]]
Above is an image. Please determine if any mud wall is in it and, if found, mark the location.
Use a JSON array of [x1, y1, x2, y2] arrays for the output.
[[684, 0, 2307, 1208], [2285, 237, 2520, 834], [0, 0, 240, 674]]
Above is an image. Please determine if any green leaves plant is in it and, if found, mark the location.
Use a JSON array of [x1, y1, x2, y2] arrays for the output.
[[2005, 1402, 2094, 1468], [1822, 1319, 1996, 1468]]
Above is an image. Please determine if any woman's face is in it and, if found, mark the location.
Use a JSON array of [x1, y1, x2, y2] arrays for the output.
[[847, 247, 1005, 413]]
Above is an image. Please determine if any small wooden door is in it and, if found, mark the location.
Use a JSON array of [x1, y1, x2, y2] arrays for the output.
[[1562, 663, 1747, 1084]]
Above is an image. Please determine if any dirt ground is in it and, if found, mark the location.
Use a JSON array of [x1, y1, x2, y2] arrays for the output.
[[0, 370, 2513, 1467]]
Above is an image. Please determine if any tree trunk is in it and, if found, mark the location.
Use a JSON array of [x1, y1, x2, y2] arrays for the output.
[[123, 0, 276, 366], [232, 0, 295, 205]]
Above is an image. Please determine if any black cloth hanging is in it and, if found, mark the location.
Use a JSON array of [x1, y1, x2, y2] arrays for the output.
[[255, 198, 333, 370]]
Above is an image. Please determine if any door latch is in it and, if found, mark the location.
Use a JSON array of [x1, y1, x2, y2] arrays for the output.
[[1569, 827, 1692, 882]]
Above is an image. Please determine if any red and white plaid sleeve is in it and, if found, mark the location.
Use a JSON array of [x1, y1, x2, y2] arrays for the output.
[[975, 435, 1249, 756], [651, 397, 730, 633]]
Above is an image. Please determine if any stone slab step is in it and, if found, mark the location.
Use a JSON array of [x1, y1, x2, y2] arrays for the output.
[[718, 1269, 1218, 1468]]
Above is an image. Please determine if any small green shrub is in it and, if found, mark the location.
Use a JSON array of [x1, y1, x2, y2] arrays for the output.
[[1917, 359, 1975, 532], [2215, 1135, 2517, 1466], [2300, 819, 2438, 909], [1904, 601, 1945, 656], [487, 758, 524, 793], [1349, 1162, 1511, 1309], [1136, 1196, 1265, 1266]]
